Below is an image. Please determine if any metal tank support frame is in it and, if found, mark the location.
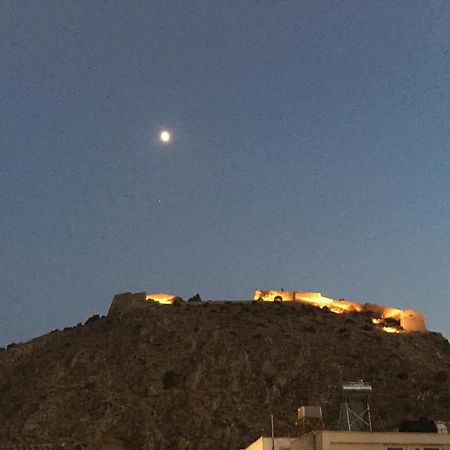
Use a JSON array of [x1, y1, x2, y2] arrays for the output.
[[337, 380, 373, 432]]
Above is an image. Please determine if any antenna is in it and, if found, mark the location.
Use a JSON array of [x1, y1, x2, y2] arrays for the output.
[[271, 414, 275, 450]]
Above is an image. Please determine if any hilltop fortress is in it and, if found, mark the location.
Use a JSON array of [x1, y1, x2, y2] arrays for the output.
[[108, 289, 427, 333], [254, 289, 426, 332]]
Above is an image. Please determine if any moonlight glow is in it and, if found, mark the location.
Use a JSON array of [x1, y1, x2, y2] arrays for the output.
[[159, 130, 171, 143]]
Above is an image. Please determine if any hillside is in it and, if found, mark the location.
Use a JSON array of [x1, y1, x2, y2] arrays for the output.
[[1, 297, 450, 449]]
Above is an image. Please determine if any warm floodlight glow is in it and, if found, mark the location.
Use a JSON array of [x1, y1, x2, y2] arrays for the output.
[[372, 318, 401, 333], [159, 130, 171, 143], [254, 289, 426, 333], [145, 293, 176, 304], [382, 327, 400, 333]]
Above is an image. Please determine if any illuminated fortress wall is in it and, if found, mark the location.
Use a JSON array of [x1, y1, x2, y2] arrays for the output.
[[254, 290, 426, 333], [108, 292, 178, 316], [107, 290, 426, 333]]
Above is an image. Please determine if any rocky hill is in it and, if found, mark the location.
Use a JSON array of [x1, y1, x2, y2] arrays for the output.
[[1, 297, 450, 450]]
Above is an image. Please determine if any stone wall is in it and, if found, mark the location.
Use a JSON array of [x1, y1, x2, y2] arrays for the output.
[[107, 290, 427, 333], [107, 292, 182, 317], [254, 290, 426, 333]]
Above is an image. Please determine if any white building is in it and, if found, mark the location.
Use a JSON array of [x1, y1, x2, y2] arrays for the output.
[[244, 437, 295, 450], [245, 431, 450, 450]]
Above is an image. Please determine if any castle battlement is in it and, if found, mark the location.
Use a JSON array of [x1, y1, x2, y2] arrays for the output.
[[254, 289, 426, 333], [107, 290, 426, 333], [107, 292, 180, 316]]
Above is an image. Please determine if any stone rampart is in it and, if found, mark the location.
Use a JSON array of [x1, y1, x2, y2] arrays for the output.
[[107, 290, 427, 333], [107, 292, 179, 317], [254, 289, 426, 332]]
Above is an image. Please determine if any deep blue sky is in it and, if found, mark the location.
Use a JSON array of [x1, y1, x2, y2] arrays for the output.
[[1, 1, 449, 346]]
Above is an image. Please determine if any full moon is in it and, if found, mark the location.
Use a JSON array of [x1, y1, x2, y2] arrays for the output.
[[159, 130, 171, 143]]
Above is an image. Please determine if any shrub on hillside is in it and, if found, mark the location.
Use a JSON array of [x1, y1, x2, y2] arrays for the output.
[[435, 370, 449, 383], [85, 314, 100, 324], [162, 370, 184, 389], [396, 371, 409, 380]]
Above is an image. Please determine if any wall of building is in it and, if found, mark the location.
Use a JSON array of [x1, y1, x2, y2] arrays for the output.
[[108, 292, 148, 316], [254, 290, 426, 333], [244, 436, 264, 450], [244, 437, 295, 450], [291, 431, 450, 450], [107, 292, 177, 316], [290, 433, 317, 450], [108, 290, 427, 333], [401, 309, 427, 333]]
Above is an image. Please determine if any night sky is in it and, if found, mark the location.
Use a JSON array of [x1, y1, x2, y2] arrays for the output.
[[1, 1, 450, 346]]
